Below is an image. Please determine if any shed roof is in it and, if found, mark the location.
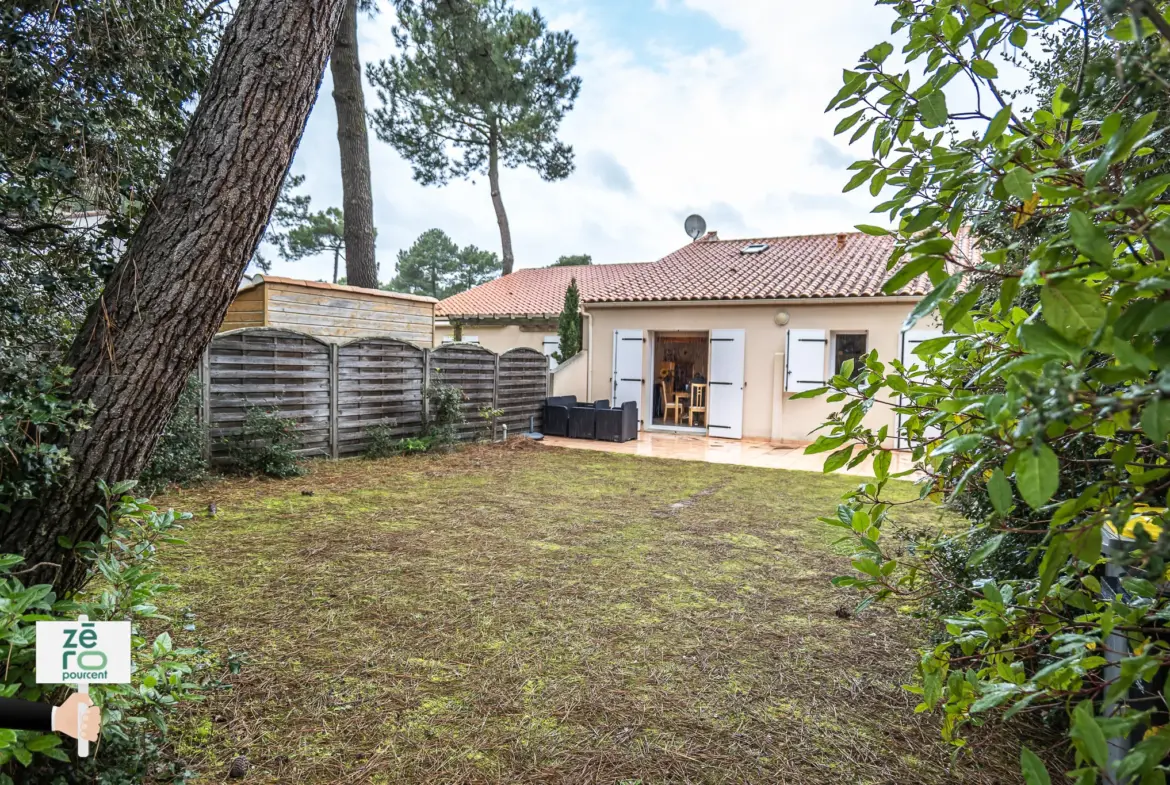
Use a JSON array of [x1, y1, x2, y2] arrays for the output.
[[243, 274, 439, 304]]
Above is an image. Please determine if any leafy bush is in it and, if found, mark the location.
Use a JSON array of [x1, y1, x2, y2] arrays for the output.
[[223, 407, 304, 478], [139, 373, 208, 493], [424, 372, 464, 449], [2, 480, 205, 784], [812, 1, 1170, 781], [478, 406, 504, 442], [0, 360, 93, 513], [364, 422, 433, 459]]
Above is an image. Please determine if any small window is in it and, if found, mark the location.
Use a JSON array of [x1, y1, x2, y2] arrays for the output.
[[834, 333, 867, 375], [740, 243, 769, 255]]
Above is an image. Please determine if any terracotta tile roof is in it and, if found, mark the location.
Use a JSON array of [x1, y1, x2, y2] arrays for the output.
[[437, 230, 974, 318], [436, 263, 654, 319]]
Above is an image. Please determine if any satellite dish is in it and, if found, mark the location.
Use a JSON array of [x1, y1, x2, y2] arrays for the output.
[[684, 214, 707, 240]]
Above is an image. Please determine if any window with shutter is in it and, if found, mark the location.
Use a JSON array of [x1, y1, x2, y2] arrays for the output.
[[785, 329, 827, 392]]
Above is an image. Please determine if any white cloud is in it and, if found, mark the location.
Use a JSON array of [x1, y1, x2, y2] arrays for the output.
[[267, 0, 896, 284]]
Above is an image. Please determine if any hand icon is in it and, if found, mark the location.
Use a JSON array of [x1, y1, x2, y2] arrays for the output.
[[52, 693, 101, 742]]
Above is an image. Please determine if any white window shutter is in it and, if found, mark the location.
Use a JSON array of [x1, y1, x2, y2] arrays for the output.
[[785, 329, 827, 392]]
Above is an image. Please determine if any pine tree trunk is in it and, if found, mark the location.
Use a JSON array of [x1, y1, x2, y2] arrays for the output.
[[488, 130, 515, 276], [330, 0, 378, 289], [0, 0, 348, 594]]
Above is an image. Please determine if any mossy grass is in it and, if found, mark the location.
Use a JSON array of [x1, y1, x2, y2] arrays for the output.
[[159, 442, 1030, 783]]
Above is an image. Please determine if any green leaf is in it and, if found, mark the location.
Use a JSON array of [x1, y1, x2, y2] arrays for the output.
[[919, 91, 949, 128], [1067, 211, 1114, 264], [855, 224, 890, 236], [971, 59, 999, 79], [1018, 322, 1082, 362], [1040, 280, 1106, 341], [1038, 533, 1071, 597], [824, 446, 854, 473], [1003, 167, 1034, 199], [1009, 27, 1028, 48], [835, 110, 865, 135], [1016, 442, 1059, 509], [932, 434, 981, 457], [1020, 746, 1051, 785], [968, 533, 1005, 567], [987, 468, 1014, 515], [23, 734, 61, 752], [903, 274, 962, 330], [1071, 702, 1109, 769], [1141, 397, 1170, 442], [982, 104, 1012, 145]]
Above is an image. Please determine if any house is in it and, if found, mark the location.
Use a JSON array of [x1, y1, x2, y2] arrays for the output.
[[221, 274, 437, 346], [435, 263, 653, 364], [436, 230, 956, 444]]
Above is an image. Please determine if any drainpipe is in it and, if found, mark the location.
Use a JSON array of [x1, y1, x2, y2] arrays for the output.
[[583, 309, 594, 401]]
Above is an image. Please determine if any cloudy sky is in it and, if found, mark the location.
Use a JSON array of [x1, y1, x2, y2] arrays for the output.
[[268, 0, 897, 283]]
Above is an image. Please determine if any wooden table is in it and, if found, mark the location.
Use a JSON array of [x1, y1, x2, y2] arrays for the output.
[[671, 392, 690, 424]]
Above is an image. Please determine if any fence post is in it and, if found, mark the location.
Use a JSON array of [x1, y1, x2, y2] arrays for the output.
[[200, 345, 212, 463], [422, 348, 431, 429], [492, 352, 501, 441], [329, 343, 339, 460]]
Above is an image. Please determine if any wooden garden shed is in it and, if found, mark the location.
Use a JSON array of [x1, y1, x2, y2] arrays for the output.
[[220, 275, 437, 347]]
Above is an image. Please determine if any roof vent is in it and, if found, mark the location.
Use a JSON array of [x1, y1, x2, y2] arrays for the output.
[[836, 233, 847, 251], [740, 243, 769, 255]]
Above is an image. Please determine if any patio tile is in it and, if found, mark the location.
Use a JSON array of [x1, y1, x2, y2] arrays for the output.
[[539, 431, 918, 478]]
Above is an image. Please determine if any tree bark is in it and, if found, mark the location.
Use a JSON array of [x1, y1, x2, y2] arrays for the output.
[[330, 0, 379, 289], [488, 129, 515, 276], [333, 247, 340, 283], [0, 0, 348, 593]]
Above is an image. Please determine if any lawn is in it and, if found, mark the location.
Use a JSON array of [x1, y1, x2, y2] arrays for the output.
[[158, 442, 1024, 784]]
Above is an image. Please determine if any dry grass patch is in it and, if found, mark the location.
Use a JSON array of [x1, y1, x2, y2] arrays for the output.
[[159, 442, 1025, 784]]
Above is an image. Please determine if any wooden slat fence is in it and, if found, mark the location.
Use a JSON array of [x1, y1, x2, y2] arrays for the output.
[[199, 328, 547, 460], [426, 343, 498, 441], [498, 348, 551, 436]]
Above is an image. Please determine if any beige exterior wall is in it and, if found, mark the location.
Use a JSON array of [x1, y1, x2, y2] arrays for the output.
[[585, 299, 919, 443], [433, 322, 557, 356], [549, 350, 588, 399]]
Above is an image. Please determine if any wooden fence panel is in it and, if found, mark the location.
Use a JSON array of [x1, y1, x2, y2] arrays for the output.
[[428, 344, 497, 441], [208, 329, 332, 461], [498, 348, 548, 435], [336, 338, 426, 456]]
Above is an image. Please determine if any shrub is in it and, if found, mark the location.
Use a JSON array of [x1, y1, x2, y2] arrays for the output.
[[0, 360, 92, 512], [813, 2, 1170, 781], [224, 407, 304, 478], [424, 371, 464, 449], [2, 480, 206, 784], [139, 373, 208, 493], [478, 406, 504, 442], [364, 423, 433, 459]]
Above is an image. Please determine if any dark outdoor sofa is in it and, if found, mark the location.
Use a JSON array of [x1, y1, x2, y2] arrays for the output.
[[596, 401, 638, 443], [543, 396, 577, 437], [543, 397, 638, 442]]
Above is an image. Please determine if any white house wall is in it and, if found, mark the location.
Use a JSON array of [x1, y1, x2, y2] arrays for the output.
[[585, 300, 918, 443]]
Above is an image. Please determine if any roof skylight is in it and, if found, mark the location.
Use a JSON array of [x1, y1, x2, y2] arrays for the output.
[[740, 243, 769, 255]]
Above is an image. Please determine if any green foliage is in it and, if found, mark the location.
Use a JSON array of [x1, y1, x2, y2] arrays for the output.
[[1, 480, 205, 783], [0, 360, 92, 513], [424, 371, 465, 448], [364, 424, 434, 459], [549, 254, 592, 267], [1, 1, 222, 355], [139, 373, 208, 494], [554, 277, 581, 363], [478, 405, 504, 441], [814, 0, 1170, 781], [254, 174, 352, 284], [224, 408, 305, 479], [387, 228, 500, 298], [369, 0, 580, 267], [816, 1, 1170, 782]]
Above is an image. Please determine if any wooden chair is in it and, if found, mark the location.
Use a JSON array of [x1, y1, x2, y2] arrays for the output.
[[688, 383, 707, 427], [661, 380, 682, 424]]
